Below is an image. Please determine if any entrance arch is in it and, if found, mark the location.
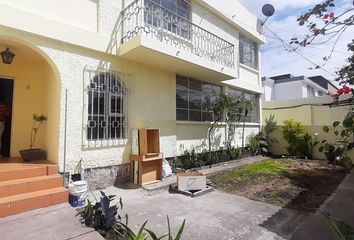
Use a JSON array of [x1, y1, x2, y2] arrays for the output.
[[0, 36, 61, 163]]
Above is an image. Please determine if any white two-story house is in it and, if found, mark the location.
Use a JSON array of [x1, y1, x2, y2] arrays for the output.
[[0, 0, 264, 188]]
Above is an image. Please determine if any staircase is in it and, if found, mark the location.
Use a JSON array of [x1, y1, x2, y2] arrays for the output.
[[0, 163, 68, 218]]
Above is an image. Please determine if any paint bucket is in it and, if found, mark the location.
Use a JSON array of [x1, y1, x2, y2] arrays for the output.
[[68, 181, 88, 209]]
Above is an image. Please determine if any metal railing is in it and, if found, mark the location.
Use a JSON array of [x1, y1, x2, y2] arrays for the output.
[[121, 0, 235, 69]]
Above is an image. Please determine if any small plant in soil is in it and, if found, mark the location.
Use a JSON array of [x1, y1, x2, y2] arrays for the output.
[[19, 114, 47, 161], [29, 114, 47, 149]]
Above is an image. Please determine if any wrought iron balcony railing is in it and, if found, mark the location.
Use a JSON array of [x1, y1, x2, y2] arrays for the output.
[[121, 0, 235, 69]]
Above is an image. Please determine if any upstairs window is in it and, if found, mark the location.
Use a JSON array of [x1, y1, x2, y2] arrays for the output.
[[176, 75, 221, 122], [145, 0, 191, 39], [239, 34, 258, 69]]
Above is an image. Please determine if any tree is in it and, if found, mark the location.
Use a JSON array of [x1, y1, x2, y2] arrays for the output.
[[205, 93, 247, 166], [290, 0, 354, 93]]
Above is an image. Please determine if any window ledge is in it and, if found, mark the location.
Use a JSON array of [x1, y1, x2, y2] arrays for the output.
[[240, 63, 259, 74], [176, 121, 261, 126]]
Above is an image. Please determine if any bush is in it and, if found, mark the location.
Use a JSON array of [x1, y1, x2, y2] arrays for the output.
[[282, 119, 305, 156], [179, 147, 242, 170], [248, 133, 260, 156]]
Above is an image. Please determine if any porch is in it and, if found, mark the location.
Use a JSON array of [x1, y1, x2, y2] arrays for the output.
[[0, 37, 61, 166]]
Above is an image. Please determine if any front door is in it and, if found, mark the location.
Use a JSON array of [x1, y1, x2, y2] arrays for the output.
[[0, 78, 14, 157]]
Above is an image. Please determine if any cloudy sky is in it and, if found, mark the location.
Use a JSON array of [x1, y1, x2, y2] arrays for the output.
[[239, 0, 353, 82]]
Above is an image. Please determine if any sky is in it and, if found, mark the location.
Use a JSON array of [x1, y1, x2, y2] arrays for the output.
[[239, 0, 353, 82]]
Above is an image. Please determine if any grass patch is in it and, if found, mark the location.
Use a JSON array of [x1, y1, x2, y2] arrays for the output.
[[213, 159, 296, 183], [209, 158, 347, 212]]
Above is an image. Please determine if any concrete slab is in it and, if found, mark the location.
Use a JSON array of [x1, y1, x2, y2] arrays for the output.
[[292, 168, 354, 240], [0, 203, 103, 240], [91, 186, 292, 240]]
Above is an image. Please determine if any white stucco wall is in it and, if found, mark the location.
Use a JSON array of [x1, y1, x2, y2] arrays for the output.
[[0, 0, 98, 32], [272, 81, 303, 101], [0, 0, 263, 172]]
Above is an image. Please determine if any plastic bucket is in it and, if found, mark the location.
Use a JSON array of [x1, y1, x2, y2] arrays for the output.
[[68, 181, 88, 208], [72, 181, 88, 192]]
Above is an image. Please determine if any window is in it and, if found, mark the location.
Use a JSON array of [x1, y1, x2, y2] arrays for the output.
[[87, 72, 127, 142], [306, 85, 315, 97], [228, 88, 260, 123], [239, 34, 258, 69], [176, 75, 221, 121], [145, 0, 191, 39]]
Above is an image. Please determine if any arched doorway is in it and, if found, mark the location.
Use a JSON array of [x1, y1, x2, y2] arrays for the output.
[[0, 37, 61, 163]]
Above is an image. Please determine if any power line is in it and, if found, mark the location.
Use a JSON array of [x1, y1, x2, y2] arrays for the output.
[[264, 26, 338, 78], [264, 34, 351, 55]]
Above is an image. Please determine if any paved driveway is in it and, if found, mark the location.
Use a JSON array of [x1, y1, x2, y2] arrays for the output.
[[91, 186, 303, 240]]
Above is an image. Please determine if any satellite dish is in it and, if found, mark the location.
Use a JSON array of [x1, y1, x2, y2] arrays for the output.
[[261, 4, 275, 26], [262, 4, 275, 17]]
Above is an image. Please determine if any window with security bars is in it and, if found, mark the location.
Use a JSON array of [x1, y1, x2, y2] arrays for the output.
[[86, 71, 128, 142], [228, 88, 260, 123], [176, 75, 221, 122]]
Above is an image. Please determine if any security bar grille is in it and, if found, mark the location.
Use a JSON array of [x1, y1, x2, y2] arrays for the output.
[[121, 0, 235, 69], [83, 66, 130, 148]]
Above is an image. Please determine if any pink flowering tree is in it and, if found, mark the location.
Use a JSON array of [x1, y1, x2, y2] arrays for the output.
[[290, 0, 354, 102], [290, 0, 354, 170]]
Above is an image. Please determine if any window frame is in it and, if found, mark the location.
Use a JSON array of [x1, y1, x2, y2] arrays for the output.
[[227, 88, 260, 124], [239, 34, 258, 70], [176, 75, 222, 122], [83, 67, 129, 148], [144, 0, 192, 40]]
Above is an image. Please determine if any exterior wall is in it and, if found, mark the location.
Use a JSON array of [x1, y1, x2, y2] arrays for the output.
[[0, 0, 262, 176], [273, 81, 303, 100], [0, 0, 98, 32], [39, 44, 177, 172], [44, 64, 61, 164], [176, 122, 260, 155], [263, 96, 354, 162], [0, 57, 49, 156]]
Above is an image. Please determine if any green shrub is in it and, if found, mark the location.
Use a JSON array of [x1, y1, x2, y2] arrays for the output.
[[179, 147, 242, 169], [258, 114, 278, 155], [282, 119, 305, 156], [248, 134, 260, 156]]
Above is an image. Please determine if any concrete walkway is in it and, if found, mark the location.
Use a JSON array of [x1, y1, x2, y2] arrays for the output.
[[292, 168, 354, 240], [0, 203, 103, 240], [90, 186, 300, 240]]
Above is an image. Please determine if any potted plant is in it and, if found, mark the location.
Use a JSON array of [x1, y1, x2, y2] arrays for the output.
[[20, 114, 47, 161]]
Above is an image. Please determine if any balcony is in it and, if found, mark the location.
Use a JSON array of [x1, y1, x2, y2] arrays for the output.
[[119, 0, 236, 82]]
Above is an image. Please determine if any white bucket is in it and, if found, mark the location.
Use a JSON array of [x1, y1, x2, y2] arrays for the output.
[[68, 181, 88, 208], [72, 181, 88, 192]]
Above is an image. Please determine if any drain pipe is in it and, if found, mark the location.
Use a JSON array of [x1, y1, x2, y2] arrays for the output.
[[63, 89, 69, 187]]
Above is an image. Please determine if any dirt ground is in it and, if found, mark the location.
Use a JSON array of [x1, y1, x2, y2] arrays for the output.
[[209, 159, 347, 212]]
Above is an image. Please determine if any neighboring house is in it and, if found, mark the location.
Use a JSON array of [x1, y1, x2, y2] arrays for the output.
[[0, 0, 263, 187], [262, 74, 338, 102], [262, 95, 354, 162]]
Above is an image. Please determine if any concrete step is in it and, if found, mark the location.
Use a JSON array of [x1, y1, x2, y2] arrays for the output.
[[0, 187, 68, 217], [0, 164, 59, 182], [0, 174, 63, 198]]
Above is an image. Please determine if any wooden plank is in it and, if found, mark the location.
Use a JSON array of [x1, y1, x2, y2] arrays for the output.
[[157, 159, 162, 180], [139, 129, 147, 155], [141, 161, 160, 185], [138, 161, 143, 186], [130, 155, 143, 161]]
